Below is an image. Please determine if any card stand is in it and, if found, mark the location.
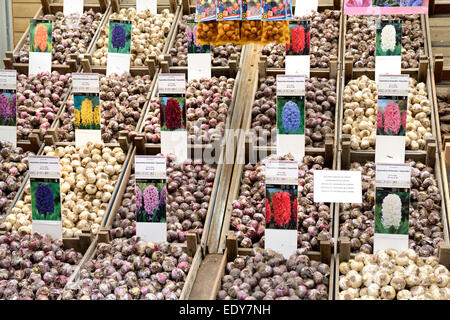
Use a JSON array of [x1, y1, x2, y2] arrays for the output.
[[342, 14, 431, 84], [86, 0, 180, 76], [340, 67, 439, 161], [258, 4, 343, 80], [58, 232, 203, 300], [335, 146, 450, 270], [9, 0, 109, 75], [335, 236, 450, 299], [162, 4, 242, 78]]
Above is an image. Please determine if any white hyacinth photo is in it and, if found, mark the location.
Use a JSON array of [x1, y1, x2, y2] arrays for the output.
[[376, 20, 402, 56], [375, 189, 409, 234]]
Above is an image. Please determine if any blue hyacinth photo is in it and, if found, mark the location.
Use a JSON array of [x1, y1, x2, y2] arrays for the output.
[[277, 97, 305, 135]]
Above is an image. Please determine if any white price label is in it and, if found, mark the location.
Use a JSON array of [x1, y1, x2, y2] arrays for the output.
[[29, 156, 60, 179], [313, 170, 362, 203], [158, 74, 186, 95], [72, 73, 99, 93], [276, 75, 305, 96], [378, 74, 410, 96], [135, 156, 167, 179], [0, 70, 16, 90], [265, 160, 298, 185], [375, 163, 411, 188]]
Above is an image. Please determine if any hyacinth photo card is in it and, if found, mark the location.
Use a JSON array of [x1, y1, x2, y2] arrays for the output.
[[159, 96, 187, 131], [286, 21, 310, 56], [276, 97, 305, 135], [374, 188, 409, 235], [30, 178, 62, 221], [136, 179, 167, 223], [344, 0, 428, 14], [187, 20, 211, 54], [29, 20, 52, 53], [108, 20, 132, 54], [265, 185, 298, 230], [74, 94, 101, 130], [377, 97, 407, 136], [376, 20, 402, 56]]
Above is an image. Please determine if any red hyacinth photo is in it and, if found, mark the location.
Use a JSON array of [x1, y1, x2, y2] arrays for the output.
[[265, 185, 298, 230], [286, 21, 310, 56]]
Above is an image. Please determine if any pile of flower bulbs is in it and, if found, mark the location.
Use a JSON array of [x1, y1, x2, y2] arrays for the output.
[[231, 154, 332, 251], [168, 14, 242, 67], [16, 72, 71, 140], [61, 237, 192, 300], [0, 142, 33, 222], [0, 232, 82, 300], [261, 10, 341, 69], [92, 8, 174, 66], [143, 77, 234, 144], [338, 249, 450, 300], [252, 76, 336, 147], [4, 143, 126, 238], [217, 248, 330, 300], [339, 161, 444, 257], [342, 75, 432, 150], [15, 10, 103, 65], [345, 15, 425, 68], [56, 72, 153, 143]]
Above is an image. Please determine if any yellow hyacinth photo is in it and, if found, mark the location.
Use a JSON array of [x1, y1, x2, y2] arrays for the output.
[[74, 95, 101, 130]]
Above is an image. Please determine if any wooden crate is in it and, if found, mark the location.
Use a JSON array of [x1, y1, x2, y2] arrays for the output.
[[340, 69, 438, 169], [343, 14, 430, 84], [430, 81, 450, 153], [84, 0, 180, 77], [336, 147, 450, 259], [334, 236, 450, 299], [248, 67, 341, 167], [0, 140, 134, 254], [43, 64, 159, 150], [133, 68, 241, 158], [257, 4, 342, 80], [160, 5, 241, 78], [188, 232, 334, 300], [5, 0, 109, 75], [59, 232, 203, 300]]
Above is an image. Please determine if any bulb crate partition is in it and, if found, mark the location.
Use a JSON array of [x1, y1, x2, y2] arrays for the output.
[[257, 4, 343, 80], [342, 14, 430, 83], [58, 232, 202, 300], [45, 62, 159, 152], [98, 145, 223, 258], [4, 0, 110, 75], [187, 231, 334, 300], [83, 0, 180, 78], [0, 139, 134, 254]]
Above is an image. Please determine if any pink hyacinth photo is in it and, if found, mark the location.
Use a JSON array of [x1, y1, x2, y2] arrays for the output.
[[377, 98, 407, 136]]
